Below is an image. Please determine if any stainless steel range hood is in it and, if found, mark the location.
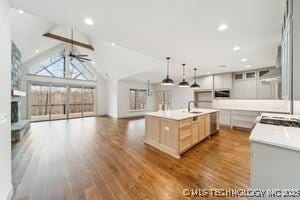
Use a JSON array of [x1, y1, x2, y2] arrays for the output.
[[260, 67, 281, 82], [260, 46, 282, 82]]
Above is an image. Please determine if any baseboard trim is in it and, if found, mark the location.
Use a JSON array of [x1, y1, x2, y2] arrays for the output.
[[4, 184, 13, 200]]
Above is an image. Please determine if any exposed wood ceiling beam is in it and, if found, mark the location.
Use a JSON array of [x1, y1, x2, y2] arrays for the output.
[[43, 32, 95, 51]]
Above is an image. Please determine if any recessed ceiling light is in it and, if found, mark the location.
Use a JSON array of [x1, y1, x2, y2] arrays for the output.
[[35, 49, 40, 53], [241, 58, 247, 62], [207, 72, 211, 75], [91, 61, 96, 64], [84, 18, 94, 26], [18, 9, 24, 14], [233, 46, 240, 51], [111, 42, 116, 46], [246, 65, 252, 68], [218, 24, 228, 31]]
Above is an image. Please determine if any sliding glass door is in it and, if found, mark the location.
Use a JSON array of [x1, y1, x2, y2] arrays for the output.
[[30, 83, 95, 122], [69, 87, 83, 118], [31, 85, 50, 121], [50, 86, 67, 120], [83, 87, 95, 117]]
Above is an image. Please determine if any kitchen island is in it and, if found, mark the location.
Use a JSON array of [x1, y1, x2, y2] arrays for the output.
[[145, 109, 219, 159]]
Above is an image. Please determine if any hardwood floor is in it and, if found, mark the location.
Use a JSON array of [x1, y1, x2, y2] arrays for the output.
[[12, 117, 250, 200]]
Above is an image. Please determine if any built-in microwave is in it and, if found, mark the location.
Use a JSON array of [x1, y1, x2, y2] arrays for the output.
[[214, 90, 230, 98]]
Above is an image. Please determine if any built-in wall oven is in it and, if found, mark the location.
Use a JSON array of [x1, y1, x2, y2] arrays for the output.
[[214, 90, 230, 98]]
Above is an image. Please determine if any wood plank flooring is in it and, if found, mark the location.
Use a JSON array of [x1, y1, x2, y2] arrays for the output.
[[12, 117, 250, 200]]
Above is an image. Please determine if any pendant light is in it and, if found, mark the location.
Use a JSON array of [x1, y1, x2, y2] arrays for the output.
[[161, 57, 174, 85], [178, 64, 190, 87], [190, 68, 200, 88]]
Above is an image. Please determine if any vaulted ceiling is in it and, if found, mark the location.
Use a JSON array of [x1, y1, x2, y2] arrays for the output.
[[10, 0, 284, 82]]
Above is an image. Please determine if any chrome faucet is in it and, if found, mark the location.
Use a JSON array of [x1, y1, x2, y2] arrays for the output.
[[188, 100, 197, 112]]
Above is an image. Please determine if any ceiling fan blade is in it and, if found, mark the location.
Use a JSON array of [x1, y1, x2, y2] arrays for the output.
[[75, 56, 91, 61], [76, 58, 86, 63], [75, 54, 88, 57]]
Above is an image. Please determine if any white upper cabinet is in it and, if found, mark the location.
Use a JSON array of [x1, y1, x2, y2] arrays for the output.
[[198, 75, 213, 90], [214, 73, 232, 89], [233, 79, 245, 99]]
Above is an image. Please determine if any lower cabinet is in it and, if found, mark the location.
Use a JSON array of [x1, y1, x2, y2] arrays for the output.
[[145, 113, 217, 159], [192, 124, 198, 145], [232, 110, 259, 129], [198, 117, 206, 141], [179, 114, 211, 153]]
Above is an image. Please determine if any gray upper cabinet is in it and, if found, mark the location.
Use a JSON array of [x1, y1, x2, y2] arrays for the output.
[[233, 72, 245, 99], [198, 75, 213, 90], [245, 71, 257, 99], [233, 69, 278, 99], [214, 73, 232, 90], [233, 79, 245, 99]]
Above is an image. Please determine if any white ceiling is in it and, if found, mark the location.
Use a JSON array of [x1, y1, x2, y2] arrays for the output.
[[10, 0, 284, 82]]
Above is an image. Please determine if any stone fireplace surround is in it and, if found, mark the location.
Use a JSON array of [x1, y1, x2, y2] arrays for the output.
[[11, 90, 30, 142]]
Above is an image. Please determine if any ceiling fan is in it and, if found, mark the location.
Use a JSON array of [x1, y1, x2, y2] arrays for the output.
[[68, 29, 92, 63]]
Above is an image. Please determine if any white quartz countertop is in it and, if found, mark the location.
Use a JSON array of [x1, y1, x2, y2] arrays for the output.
[[213, 106, 289, 113], [250, 113, 300, 151], [145, 108, 219, 120]]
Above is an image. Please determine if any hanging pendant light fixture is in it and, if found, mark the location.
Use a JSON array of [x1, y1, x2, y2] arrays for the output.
[[161, 57, 174, 85], [178, 64, 190, 87], [190, 68, 200, 89]]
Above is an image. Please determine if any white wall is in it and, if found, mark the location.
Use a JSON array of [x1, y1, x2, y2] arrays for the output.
[[153, 84, 194, 110], [0, 0, 13, 199], [96, 81, 107, 116], [117, 80, 154, 118], [106, 80, 118, 118]]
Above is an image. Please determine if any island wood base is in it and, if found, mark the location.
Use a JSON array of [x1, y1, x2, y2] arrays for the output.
[[145, 113, 219, 159]]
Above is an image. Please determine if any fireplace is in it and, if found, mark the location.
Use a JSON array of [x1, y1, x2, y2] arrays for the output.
[[11, 91, 30, 142]]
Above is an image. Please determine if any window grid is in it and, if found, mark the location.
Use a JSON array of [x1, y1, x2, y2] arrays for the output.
[[29, 51, 95, 81], [129, 89, 147, 111]]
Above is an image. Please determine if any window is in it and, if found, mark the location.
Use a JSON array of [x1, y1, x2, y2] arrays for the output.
[[30, 83, 95, 122], [70, 59, 95, 80], [30, 53, 65, 78], [129, 89, 147, 111], [29, 50, 95, 81]]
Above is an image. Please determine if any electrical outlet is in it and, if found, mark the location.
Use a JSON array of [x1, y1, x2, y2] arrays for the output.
[[0, 113, 7, 125]]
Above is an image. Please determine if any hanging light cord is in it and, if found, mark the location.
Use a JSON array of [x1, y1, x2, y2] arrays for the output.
[[194, 68, 197, 83], [166, 57, 170, 77], [182, 64, 186, 79]]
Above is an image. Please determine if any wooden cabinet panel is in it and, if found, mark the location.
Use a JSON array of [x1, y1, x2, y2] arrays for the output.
[[198, 117, 206, 141], [204, 115, 210, 137], [160, 119, 178, 150], [179, 135, 192, 153], [179, 127, 192, 140], [192, 124, 198, 144], [179, 118, 192, 128], [145, 116, 160, 143]]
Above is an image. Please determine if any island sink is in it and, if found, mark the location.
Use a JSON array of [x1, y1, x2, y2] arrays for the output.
[[189, 111, 202, 114]]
